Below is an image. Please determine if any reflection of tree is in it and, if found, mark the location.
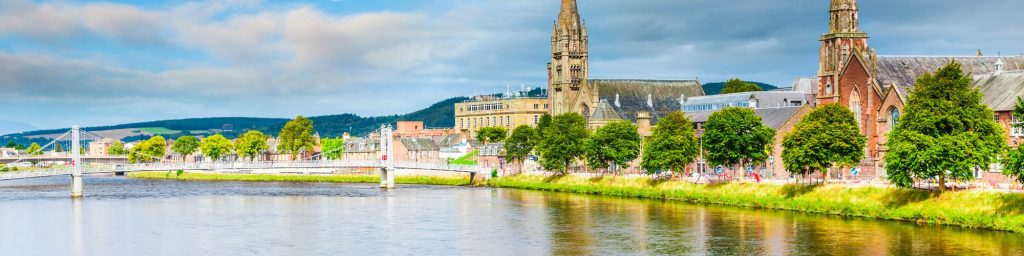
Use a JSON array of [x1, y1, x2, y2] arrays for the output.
[[545, 192, 594, 255]]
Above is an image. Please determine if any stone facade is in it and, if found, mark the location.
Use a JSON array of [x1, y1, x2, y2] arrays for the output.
[[548, 0, 592, 117], [454, 95, 550, 136]]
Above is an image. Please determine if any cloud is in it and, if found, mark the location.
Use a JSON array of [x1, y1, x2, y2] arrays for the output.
[[0, 0, 1022, 129]]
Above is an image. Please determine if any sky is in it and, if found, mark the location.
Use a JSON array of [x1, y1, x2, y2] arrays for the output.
[[0, 0, 1022, 131]]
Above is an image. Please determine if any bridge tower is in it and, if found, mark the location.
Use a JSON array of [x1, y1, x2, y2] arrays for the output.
[[379, 124, 396, 189], [71, 125, 83, 198]]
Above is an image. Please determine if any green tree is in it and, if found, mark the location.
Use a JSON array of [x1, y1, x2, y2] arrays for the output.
[[54, 143, 64, 153], [319, 137, 345, 160], [782, 104, 866, 181], [885, 62, 1005, 191], [505, 125, 538, 172], [107, 141, 128, 156], [536, 113, 589, 173], [171, 136, 200, 161], [200, 134, 234, 161], [5, 141, 22, 149], [26, 143, 43, 156], [236, 130, 270, 161], [1005, 97, 1024, 186], [128, 136, 166, 163], [537, 114, 553, 132], [703, 107, 775, 177], [277, 116, 317, 160], [475, 126, 508, 143], [641, 112, 699, 175], [584, 121, 641, 175], [720, 78, 763, 94]]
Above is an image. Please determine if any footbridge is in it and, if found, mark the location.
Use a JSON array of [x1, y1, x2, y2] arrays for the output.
[[1, 125, 486, 197]]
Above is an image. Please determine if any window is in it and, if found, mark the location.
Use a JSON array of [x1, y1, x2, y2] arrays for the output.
[[534, 115, 539, 124], [544, 104, 549, 109], [850, 90, 862, 130], [889, 108, 900, 131], [825, 83, 834, 95], [1013, 114, 1023, 137], [534, 104, 539, 109]]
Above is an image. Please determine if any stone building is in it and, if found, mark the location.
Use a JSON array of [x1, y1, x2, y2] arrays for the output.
[[813, 0, 1024, 185], [395, 138, 440, 163], [454, 94, 550, 136], [547, 0, 705, 127], [394, 121, 457, 138]]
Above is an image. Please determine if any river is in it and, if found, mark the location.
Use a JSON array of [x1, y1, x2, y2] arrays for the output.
[[0, 175, 1022, 255]]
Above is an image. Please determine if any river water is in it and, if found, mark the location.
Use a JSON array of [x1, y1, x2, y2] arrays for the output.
[[0, 175, 1022, 256]]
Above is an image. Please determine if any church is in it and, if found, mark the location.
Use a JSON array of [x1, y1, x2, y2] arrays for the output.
[[818, 0, 1024, 182], [547, 0, 704, 131]]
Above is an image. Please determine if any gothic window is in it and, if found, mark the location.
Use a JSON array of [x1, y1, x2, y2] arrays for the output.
[[825, 83, 833, 95], [581, 104, 590, 118], [850, 90, 863, 131], [842, 45, 850, 65], [889, 107, 900, 132]]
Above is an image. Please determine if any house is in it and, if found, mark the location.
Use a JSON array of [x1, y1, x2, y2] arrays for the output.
[[395, 137, 440, 163]]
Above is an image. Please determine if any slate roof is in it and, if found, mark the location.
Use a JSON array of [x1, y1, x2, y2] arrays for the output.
[[791, 77, 818, 94], [400, 138, 439, 151], [589, 99, 623, 121], [345, 138, 379, 153], [591, 79, 705, 123], [975, 71, 1024, 112], [686, 106, 804, 130], [433, 134, 464, 148], [681, 91, 807, 111], [875, 56, 1024, 95]]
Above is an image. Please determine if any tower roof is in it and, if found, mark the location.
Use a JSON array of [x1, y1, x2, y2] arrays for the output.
[[556, 0, 584, 34]]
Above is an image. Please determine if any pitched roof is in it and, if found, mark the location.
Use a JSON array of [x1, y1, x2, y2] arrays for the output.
[[479, 143, 505, 156], [791, 77, 817, 94], [344, 138, 379, 153], [591, 79, 705, 123], [686, 106, 804, 130], [876, 56, 1024, 95], [975, 71, 1024, 112], [589, 99, 622, 121], [399, 138, 438, 151], [433, 134, 464, 148]]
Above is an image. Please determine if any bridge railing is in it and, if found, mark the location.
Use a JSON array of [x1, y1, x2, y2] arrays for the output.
[[115, 160, 388, 172]]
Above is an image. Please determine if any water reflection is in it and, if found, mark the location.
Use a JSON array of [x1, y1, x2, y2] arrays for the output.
[[0, 176, 1021, 256]]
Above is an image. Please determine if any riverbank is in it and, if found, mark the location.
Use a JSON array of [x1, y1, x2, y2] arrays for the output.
[[127, 172, 479, 186], [488, 174, 1024, 233]]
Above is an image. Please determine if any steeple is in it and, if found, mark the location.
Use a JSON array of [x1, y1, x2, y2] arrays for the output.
[[818, 0, 871, 103], [829, 0, 862, 33], [548, 0, 592, 117]]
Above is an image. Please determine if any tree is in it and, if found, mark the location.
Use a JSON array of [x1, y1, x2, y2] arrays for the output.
[[703, 107, 775, 178], [54, 142, 64, 153], [720, 78, 763, 94], [641, 112, 699, 175], [885, 62, 1005, 191], [171, 136, 200, 161], [476, 126, 508, 143], [277, 116, 317, 160], [584, 121, 641, 175], [505, 125, 538, 173], [128, 136, 166, 163], [536, 113, 589, 173], [319, 137, 345, 160], [107, 141, 128, 156], [5, 141, 22, 150], [537, 114, 553, 132], [200, 134, 233, 161], [782, 104, 866, 181], [1005, 97, 1024, 187], [236, 130, 270, 161], [26, 143, 43, 156]]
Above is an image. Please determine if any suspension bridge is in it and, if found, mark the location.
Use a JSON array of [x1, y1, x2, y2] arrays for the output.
[[0, 125, 488, 197]]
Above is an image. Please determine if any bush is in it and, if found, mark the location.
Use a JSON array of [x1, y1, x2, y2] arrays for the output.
[[491, 169, 498, 178]]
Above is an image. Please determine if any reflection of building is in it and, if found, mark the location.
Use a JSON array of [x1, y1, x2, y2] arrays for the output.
[[546, 0, 705, 128], [815, 0, 1024, 184], [455, 94, 550, 136]]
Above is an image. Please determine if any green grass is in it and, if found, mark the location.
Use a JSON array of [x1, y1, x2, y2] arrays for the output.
[[447, 150, 479, 165], [128, 172, 479, 186], [489, 175, 1024, 233], [136, 127, 182, 135]]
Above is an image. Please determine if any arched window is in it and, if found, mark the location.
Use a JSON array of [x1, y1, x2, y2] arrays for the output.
[[850, 90, 862, 130], [825, 83, 833, 96], [889, 107, 900, 131], [581, 104, 590, 118]]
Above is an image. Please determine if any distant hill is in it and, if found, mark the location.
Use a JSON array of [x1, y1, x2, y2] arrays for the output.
[[702, 81, 779, 95], [2, 96, 470, 145]]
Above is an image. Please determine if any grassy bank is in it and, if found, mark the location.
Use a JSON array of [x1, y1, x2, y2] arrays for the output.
[[127, 172, 478, 186], [489, 175, 1024, 233]]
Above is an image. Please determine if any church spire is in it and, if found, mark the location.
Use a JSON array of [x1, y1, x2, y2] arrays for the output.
[[829, 0, 861, 33]]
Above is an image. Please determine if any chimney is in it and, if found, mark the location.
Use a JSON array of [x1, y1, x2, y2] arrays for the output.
[[646, 94, 653, 108], [637, 112, 652, 137], [614, 93, 621, 108]]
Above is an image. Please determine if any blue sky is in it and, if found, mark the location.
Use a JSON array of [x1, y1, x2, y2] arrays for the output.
[[0, 0, 1022, 131]]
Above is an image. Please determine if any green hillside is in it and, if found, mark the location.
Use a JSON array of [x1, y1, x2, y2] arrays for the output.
[[702, 81, 779, 95]]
